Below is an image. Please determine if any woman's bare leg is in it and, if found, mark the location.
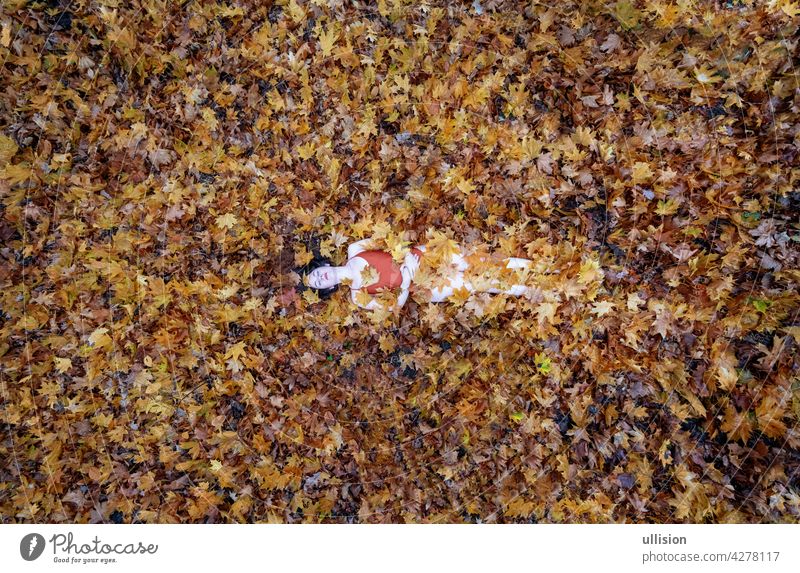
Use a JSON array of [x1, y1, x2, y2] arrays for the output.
[[504, 257, 533, 270], [427, 247, 535, 301], [429, 270, 475, 302], [482, 256, 534, 296], [428, 247, 473, 302], [485, 284, 530, 296]]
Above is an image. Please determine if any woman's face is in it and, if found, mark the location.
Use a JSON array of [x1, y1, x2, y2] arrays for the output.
[[308, 266, 337, 290]]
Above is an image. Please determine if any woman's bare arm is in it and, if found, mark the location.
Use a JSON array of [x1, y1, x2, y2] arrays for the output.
[[394, 288, 410, 310], [347, 238, 375, 259], [351, 288, 409, 312], [350, 289, 382, 310]]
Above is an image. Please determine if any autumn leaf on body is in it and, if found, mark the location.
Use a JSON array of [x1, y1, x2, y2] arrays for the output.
[[353, 289, 374, 308], [359, 265, 379, 288]]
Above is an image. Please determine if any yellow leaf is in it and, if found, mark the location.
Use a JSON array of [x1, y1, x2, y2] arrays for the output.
[[535, 301, 558, 326], [354, 289, 374, 307], [539, 7, 556, 32], [631, 161, 653, 184], [54, 357, 72, 374], [326, 156, 341, 185], [371, 220, 392, 240], [712, 350, 739, 391], [217, 284, 239, 300], [317, 25, 339, 59], [781, 0, 800, 17], [590, 300, 615, 317], [577, 258, 603, 284], [210, 459, 223, 472], [88, 327, 111, 348], [0, 22, 10, 47], [0, 133, 18, 166], [658, 439, 673, 466], [17, 315, 40, 330], [456, 177, 476, 195], [654, 2, 681, 28], [572, 126, 595, 148], [294, 244, 314, 268], [386, 235, 412, 264], [655, 198, 680, 216], [201, 107, 219, 131], [378, 333, 396, 353], [297, 141, 316, 160], [627, 292, 645, 311], [1, 161, 35, 184], [225, 341, 247, 361], [359, 265, 379, 288], [287, 0, 305, 23], [302, 288, 320, 304], [230, 495, 252, 519], [215, 213, 238, 230]]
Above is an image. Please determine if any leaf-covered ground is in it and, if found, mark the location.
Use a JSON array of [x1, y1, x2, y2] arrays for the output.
[[1, 0, 799, 523]]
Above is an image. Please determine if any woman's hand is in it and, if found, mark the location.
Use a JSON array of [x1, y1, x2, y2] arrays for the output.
[[351, 289, 381, 310], [351, 288, 410, 313], [399, 249, 422, 289]]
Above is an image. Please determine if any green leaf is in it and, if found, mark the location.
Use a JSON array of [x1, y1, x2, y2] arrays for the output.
[[614, 0, 642, 30], [510, 411, 524, 423], [535, 351, 551, 374]]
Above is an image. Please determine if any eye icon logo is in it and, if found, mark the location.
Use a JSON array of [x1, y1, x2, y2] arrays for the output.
[[20, 533, 46, 561]]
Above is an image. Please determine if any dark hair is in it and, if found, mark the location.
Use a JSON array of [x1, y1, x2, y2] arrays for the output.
[[295, 254, 339, 299]]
